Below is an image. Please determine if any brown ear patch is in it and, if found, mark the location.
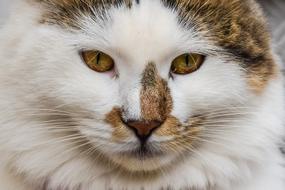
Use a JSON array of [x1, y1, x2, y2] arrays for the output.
[[140, 63, 173, 122]]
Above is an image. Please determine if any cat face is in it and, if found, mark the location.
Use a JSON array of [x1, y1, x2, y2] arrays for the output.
[[0, 0, 283, 189]]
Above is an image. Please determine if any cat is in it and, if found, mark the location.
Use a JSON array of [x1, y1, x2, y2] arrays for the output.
[[0, 0, 284, 189]]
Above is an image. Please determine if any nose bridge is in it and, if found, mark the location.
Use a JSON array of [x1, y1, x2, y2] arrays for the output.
[[120, 75, 142, 121], [140, 63, 172, 122]]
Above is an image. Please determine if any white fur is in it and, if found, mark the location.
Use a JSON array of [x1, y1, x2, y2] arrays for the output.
[[0, 0, 284, 190]]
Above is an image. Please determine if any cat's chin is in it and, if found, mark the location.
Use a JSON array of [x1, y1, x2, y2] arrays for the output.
[[111, 155, 176, 172], [108, 148, 177, 172]]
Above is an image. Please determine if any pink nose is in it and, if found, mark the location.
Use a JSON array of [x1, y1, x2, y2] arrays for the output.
[[126, 120, 162, 141]]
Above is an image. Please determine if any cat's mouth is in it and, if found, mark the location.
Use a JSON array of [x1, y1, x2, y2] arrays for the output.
[[109, 145, 176, 172], [118, 143, 166, 160]]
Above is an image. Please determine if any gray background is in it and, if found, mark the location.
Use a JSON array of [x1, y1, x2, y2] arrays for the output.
[[0, 0, 284, 63], [0, 0, 12, 25], [259, 0, 285, 65]]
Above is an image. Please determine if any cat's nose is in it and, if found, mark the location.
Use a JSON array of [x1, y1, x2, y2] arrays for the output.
[[126, 120, 162, 142]]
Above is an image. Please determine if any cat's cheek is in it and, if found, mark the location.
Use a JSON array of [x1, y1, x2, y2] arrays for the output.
[[167, 79, 193, 123], [92, 68, 117, 78], [106, 70, 117, 78], [107, 65, 119, 78]]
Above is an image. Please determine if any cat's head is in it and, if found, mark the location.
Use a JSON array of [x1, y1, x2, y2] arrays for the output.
[[1, 0, 283, 188]]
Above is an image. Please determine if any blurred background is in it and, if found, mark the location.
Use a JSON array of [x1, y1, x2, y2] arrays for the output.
[[0, 0, 284, 63]]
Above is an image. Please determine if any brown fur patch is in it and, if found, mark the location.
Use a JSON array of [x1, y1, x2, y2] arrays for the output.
[[155, 116, 181, 137], [246, 55, 277, 94], [155, 115, 204, 138], [140, 63, 172, 122], [162, 0, 277, 93], [105, 107, 129, 142], [36, 0, 133, 28], [154, 114, 204, 155]]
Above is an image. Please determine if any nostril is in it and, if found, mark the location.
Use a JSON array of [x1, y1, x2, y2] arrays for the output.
[[125, 120, 163, 141]]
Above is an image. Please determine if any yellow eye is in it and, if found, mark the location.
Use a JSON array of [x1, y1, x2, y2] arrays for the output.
[[171, 53, 205, 75], [81, 50, 115, 73]]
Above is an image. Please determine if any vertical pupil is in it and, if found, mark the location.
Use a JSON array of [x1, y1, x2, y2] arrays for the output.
[[185, 54, 189, 66], [96, 53, 101, 65]]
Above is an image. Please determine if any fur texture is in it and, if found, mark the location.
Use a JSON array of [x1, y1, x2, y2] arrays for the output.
[[0, 0, 284, 190]]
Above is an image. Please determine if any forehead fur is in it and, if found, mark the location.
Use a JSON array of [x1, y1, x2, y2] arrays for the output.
[[36, 0, 276, 93], [36, 0, 131, 28], [38, 0, 270, 58], [163, 0, 269, 59]]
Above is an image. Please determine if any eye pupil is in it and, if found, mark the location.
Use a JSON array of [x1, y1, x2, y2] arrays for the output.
[[185, 54, 189, 66], [96, 53, 101, 65]]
